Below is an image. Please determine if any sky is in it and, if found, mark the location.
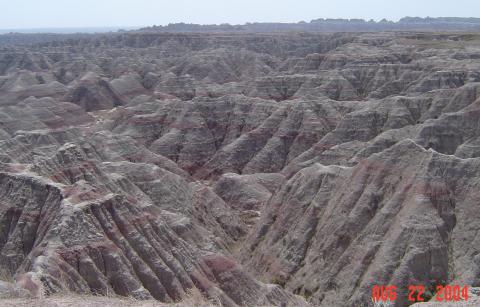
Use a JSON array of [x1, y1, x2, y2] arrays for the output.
[[1, 0, 479, 30]]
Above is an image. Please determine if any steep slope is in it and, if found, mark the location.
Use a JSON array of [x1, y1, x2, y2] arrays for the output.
[[243, 140, 480, 306]]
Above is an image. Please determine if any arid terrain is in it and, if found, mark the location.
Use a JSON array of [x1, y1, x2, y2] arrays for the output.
[[0, 27, 480, 306]]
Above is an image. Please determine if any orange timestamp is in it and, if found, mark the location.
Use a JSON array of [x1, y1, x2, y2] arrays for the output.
[[372, 285, 469, 302]]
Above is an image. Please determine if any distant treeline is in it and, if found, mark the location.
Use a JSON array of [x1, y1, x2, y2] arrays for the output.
[[140, 17, 480, 32]]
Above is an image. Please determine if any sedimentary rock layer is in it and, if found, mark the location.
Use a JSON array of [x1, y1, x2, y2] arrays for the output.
[[1, 31, 480, 306]]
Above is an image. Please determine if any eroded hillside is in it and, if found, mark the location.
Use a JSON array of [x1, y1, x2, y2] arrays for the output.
[[0, 31, 480, 306]]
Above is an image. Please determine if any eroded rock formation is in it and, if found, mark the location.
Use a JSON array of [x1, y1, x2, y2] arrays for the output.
[[0, 30, 480, 306]]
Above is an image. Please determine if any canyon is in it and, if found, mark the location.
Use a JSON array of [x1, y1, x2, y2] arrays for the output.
[[0, 29, 480, 306]]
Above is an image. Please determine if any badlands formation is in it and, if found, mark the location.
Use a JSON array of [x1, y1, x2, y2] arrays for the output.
[[0, 29, 480, 306]]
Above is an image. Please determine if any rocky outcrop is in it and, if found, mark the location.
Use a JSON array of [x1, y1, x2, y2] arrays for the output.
[[243, 140, 480, 306], [214, 172, 285, 226], [0, 142, 305, 306]]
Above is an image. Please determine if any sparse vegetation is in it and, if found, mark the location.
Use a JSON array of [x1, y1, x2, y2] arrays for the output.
[[371, 298, 395, 307], [0, 267, 14, 283]]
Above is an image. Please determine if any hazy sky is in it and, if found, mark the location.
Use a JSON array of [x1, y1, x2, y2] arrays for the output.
[[1, 0, 479, 29]]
